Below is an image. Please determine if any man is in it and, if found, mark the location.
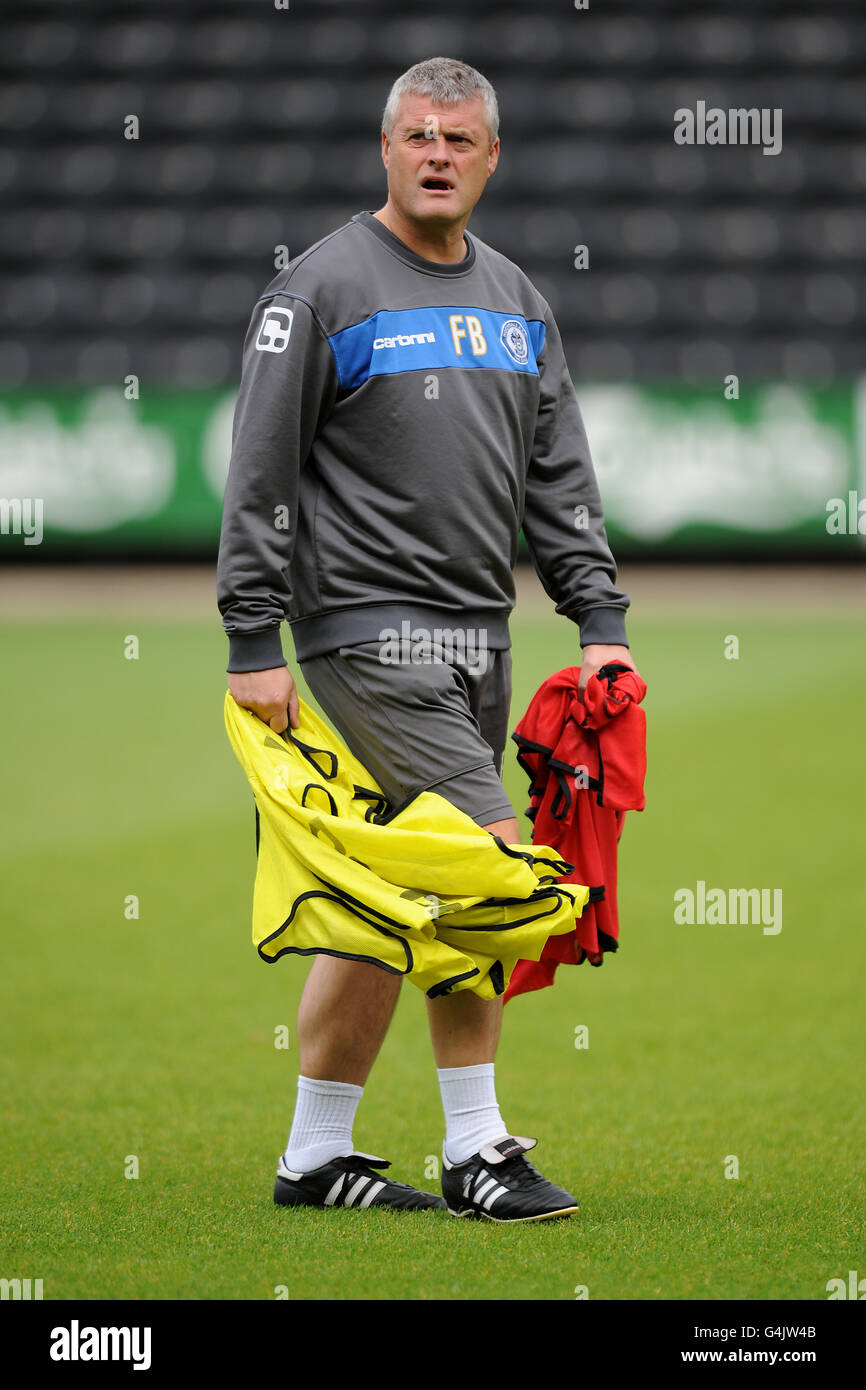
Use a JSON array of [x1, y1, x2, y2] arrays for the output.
[[217, 57, 635, 1221]]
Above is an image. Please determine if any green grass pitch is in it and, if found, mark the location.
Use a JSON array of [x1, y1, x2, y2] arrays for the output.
[[1, 606, 864, 1301]]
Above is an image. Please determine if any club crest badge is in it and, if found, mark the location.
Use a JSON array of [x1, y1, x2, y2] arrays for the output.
[[500, 318, 530, 365]]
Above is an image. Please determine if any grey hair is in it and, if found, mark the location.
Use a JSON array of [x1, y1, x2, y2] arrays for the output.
[[381, 57, 499, 145]]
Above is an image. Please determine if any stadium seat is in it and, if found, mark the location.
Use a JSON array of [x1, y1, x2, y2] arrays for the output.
[[0, 0, 862, 384]]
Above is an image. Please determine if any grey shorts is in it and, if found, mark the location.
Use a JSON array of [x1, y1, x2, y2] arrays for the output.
[[297, 640, 516, 828]]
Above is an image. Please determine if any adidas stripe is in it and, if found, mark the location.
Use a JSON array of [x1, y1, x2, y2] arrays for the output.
[[322, 1171, 387, 1209], [469, 1168, 510, 1211]]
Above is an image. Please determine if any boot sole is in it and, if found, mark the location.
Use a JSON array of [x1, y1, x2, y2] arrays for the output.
[[446, 1203, 579, 1223]]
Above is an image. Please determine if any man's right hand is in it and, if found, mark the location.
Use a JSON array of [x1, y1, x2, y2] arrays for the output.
[[228, 666, 299, 733]]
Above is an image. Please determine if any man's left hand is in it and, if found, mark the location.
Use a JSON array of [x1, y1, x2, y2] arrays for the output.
[[578, 644, 637, 700]]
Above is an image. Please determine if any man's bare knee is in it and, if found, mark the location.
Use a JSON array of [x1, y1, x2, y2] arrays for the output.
[[304, 952, 402, 995], [298, 954, 403, 1085]]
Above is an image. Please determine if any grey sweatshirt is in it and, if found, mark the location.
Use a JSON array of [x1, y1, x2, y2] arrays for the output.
[[217, 210, 630, 672]]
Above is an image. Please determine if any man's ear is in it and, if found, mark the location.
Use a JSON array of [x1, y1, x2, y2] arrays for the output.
[[380, 129, 390, 170], [487, 137, 500, 177]]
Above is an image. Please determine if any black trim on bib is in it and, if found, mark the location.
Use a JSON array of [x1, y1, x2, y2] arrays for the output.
[[427, 967, 482, 998], [596, 662, 634, 688], [352, 785, 391, 821], [441, 886, 577, 932], [490, 835, 574, 878], [260, 943, 407, 975], [511, 732, 553, 799], [258, 884, 415, 973], [301, 782, 339, 818], [277, 731, 339, 781]]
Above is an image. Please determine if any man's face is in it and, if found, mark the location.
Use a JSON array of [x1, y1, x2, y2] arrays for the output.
[[381, 92, 499, 227]]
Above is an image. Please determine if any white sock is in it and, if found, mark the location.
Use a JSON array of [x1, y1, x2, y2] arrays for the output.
[[437, 1062, 509, 1165], [283, 1075, 363, 1173]]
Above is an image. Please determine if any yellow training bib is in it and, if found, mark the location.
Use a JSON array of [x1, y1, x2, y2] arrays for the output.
[[225, 693, 588, 999]]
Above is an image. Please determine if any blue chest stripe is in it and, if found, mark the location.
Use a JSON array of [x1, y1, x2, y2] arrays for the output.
[[328, 307, 546, 390]]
